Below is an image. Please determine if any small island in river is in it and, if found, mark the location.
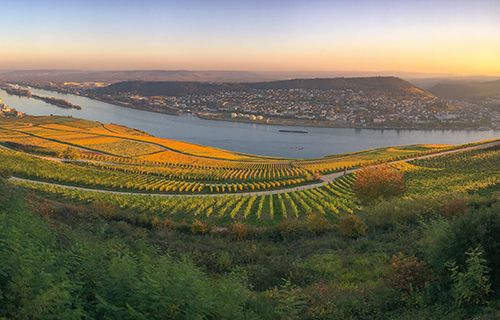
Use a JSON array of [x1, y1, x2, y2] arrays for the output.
[[3, 86, 82, 110]]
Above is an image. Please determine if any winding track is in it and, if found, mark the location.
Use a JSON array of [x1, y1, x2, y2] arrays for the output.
[[7, 139, 500, 198]]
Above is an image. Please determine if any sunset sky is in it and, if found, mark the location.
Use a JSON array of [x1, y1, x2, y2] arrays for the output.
[[2, 0, 499, 75]]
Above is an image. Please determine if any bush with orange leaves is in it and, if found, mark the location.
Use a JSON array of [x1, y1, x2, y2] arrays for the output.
[[353, 164, 408, 204], [230, 222, 251, 239], [386, 253, 434, 295]]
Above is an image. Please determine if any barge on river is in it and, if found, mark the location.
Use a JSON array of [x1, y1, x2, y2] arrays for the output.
[[279, 129, 308, 133]]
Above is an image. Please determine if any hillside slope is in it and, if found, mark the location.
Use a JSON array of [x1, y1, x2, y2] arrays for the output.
[[428, 78, 500, 101], [94, 77, 435, 100]]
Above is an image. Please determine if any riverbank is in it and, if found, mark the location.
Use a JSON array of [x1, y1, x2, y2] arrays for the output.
[[196, 113, 495, 131], [7, 84, 496, 131], [88, 95, 182, 116]]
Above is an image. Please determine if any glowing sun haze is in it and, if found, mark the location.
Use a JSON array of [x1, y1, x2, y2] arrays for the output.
[[2, 0, 499, 76]]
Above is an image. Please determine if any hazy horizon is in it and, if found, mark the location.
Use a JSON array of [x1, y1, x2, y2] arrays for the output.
[[2, 0, 499, 76], [0, 69, 493, 77]]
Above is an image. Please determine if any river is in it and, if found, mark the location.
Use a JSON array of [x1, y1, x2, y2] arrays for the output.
[[1, 87, 499, 159]]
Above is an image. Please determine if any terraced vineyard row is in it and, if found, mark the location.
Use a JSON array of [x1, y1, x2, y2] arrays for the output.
[[13, 175, 358, 224], [77, 161, 306, 182], [0, 147, 312, 194], [292, 146, 452, 174], [403, 145, 500, 195]]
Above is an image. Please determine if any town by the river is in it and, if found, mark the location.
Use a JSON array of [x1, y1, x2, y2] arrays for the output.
[[1, 87, 499, 159]]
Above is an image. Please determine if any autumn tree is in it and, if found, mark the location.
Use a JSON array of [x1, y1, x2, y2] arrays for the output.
[[59, 146, 80, 160], [353, 164, 407, 204]]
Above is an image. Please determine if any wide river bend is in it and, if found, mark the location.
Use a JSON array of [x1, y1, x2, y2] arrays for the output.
[[1, 87, 498, 159]]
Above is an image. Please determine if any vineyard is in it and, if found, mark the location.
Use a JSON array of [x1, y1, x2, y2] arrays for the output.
[[16, 140, 500, 226], [12, 174, 358, 225], [2, 115, 499, 228], [5, 120, 500, 320], [0, 116, 460, 196], [402, 144, 500, 195]]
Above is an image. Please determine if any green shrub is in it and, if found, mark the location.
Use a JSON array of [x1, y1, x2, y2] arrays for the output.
[[365, 192, 476, 229], [449, 247, 492, 307], [269, 279, 307, 320], [339, 214, 368, 238], [90, 200, 116, 219], [150, 216, 163, 229], [421, 200, 500, 289], [305, 214, 333, 235], [303, 172, 312, 181], [217, 251, 233, 272], [0, 187, 85, 319], [0, 184, 257, 319], [277, 219, 303, 240]]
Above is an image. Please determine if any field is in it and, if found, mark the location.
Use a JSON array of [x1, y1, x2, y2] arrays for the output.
[[405, 145, 500, 195], [0, 116, 498, 227], [11, 173, 358, 225], [4, 116, 500, 319], [0, 116, 458, 196]]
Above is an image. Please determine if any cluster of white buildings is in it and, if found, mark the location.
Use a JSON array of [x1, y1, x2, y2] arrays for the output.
[[0, 98, 24, 117], [0, 98, 9, 112]]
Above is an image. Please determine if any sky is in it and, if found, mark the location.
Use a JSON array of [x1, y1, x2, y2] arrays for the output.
[[1, 0, 499, 75]]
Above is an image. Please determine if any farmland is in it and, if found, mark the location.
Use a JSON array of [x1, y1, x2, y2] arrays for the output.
[[0, 116, 498, 227], [3, 115, 500, 319], [11, 173, 358, 225], [11, 143, 500, 227], [0, 116, 456, 196]]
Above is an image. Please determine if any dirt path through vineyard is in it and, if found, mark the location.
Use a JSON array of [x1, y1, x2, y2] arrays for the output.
[[8, 140, 500, 197]]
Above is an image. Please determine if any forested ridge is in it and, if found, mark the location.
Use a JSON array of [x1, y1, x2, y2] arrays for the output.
[[429, 79, 500, 101], [94, 76, 434, 99]]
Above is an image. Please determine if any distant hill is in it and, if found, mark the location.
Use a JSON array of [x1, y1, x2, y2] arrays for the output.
[[428, 79, 500, 101], [0, 70, 275, 84], [1, 69, 496, 88], [93, 77, 435, 99]]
